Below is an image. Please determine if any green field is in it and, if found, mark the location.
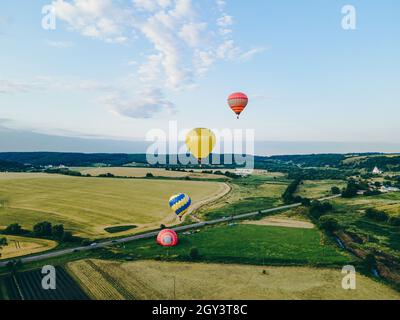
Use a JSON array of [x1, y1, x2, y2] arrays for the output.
[[0, 173, 229, 238], [117, 223, 352, 266], [333, 192, 400, 216], [295, 180, 346, 199], [329, 194, 400, 257], [68, 259, 400, 300], [199, 174, 290, 220]]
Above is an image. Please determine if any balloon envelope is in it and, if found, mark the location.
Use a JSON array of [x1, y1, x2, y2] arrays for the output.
[[185, 128, 216, 161], [169, 193, 191, 220], [157, 229, 178, 247], [228, 92, 248, 118]]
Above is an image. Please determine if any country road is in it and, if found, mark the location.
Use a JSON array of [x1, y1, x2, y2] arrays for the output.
[[0, 195, 340, 267]]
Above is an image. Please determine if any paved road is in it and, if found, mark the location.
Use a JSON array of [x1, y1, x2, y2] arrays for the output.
[[0, 203, 302, 266], [0, 195, 339, 267]]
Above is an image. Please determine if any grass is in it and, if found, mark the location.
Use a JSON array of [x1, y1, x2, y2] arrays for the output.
[[342, 154, 400, 165], [0, 235, 57, 260], [295, 180, 346, 199], [117, 224, 352, 266], [200, 174, 290, 220], [67, 259, 400, 300], [329, 194, 400, 258], [333, 192, 400, 216], [104, 225, 137, 234], [0, 173, 229, 239]]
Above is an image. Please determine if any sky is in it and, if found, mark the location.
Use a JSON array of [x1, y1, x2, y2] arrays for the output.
[[0, 0, 400, 154]]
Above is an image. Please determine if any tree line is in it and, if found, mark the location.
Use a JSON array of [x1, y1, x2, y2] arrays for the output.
[[2, 222, 75, 242]]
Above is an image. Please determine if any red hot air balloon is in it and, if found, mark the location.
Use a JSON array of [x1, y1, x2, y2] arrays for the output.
[[228, 92, 248, 119], [157, 229, 178, 247]]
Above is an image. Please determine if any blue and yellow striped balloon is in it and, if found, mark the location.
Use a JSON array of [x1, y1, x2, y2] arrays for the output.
[[169, 193, 192, 220]]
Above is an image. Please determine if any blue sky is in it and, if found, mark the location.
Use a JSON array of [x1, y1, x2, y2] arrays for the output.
[[1, 0, 400, 153]]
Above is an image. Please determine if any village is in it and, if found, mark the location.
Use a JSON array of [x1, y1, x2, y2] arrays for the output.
[[356, 166, 400, 195]]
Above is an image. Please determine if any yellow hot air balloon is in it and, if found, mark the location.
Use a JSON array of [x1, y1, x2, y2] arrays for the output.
[[185, 128, 216, 163]]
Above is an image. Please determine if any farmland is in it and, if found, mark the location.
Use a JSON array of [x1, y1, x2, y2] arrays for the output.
[[328, 193, 400, 259], [75, 167, 227, 180], [295, 180, 346, 199], [243, 213, 314, 229], [67, 259, 400, 300], [115, 223, 352, 266], [0, 266, 88, 300], [333, 192, 400, 217], [199, 174, 290, 220], [0, 173, 229, 238], [0, 236, 57, 260]]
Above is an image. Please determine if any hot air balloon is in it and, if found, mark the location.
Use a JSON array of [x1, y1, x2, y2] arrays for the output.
[[185, 128, 216, 163], [169, 193, 192, 221], [228, 92, 248, 119], [157, 229, 178, 247]]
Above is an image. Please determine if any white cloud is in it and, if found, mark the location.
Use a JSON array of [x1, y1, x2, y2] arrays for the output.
[[216, 40, 240, 60], [217, 14, 233, 27], [52, 0, 131, 43], [102, 87, 175, 119], [217, 0, 226, 8], [179, 22, 207, 47], [133, 0, 173, 12], [239, 47, 268, 61], [46, 0, 266, 118], [0, 80, 33, 94], [0, 77, 112, 94]]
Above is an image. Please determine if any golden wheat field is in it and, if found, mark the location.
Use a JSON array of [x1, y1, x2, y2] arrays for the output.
[[75, 167, 226, 180], [0, 235, 57, 260], [67, 259, 400, 300], [0, 173, 230, 238]]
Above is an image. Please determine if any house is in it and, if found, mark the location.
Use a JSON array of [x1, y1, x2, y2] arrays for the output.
[[234, 168, 254, 177], [372, 167, 382, 175], [380, 186, 400, 193]]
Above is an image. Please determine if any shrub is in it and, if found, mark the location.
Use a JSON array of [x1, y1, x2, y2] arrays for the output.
[[33, 221, 52, 237], [331, 186, 341, 195], [364, 254, 377, 270], [189, 247, 200, 260], [51, 224, 65, 240], [61, 231, 74, 242], [3, 223, 23, 235], [364, 190, 382, 196], [81, 239, 92, 246], [342, 181, 358, 198], [300, 197, 311, 206], [319, 216, 340, 233], [388, 216, 400, 226], [365, 208, 389, 222], [99, 173, 114, 178], [309, 201, 333, 219]]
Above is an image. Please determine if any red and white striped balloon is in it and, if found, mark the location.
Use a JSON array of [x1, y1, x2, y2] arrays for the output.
[[157, 229, 178, 247], [227, 92, 248, 119]]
